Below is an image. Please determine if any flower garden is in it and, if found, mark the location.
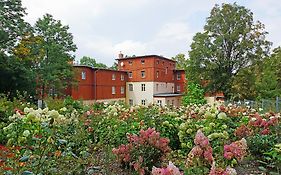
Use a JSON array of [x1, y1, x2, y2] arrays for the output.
[[0, 97, 280, 175]]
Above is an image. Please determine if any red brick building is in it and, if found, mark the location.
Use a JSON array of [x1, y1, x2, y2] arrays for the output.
[[69, 54, 186, 106], [70, 66, 127, 103]]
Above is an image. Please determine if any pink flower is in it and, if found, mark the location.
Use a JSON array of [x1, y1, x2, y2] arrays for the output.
[[152, 162, 182, 175], [223, 138, 247, 161], [152, 167, 163, 175], [260, 128, 270, 135], [190, 146, 203, 156], [194, 130, 209, 148], [204, 146, 214, 163], [224, 152, 234, 160]]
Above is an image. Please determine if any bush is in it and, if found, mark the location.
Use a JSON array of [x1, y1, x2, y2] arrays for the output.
[[112, 128, 171, 174]]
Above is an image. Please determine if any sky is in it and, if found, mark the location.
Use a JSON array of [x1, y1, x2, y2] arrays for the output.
[[22, 0, 281, 66]]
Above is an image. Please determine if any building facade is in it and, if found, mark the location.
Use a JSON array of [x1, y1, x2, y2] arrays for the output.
[[69, 54, 186, 106]]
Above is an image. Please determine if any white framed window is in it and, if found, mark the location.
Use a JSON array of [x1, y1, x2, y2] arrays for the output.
[[177, 85, 180, 92], [121, 74, 124, 81], [141, 71, 145, 78], [129, 84, 133, 91], [81, 71, 86, 80], [141, 84, 145, 91], [141, 99, 146, 105], [121, 86, 125, 94], [141, 59, 145, 64], [156, 71, 159, 78], [129, 72, 132, 78], [157, 100, 162, 106], [129, 99, 133, 106], [129, 61, 133, 65], [112, 86, 116, 94], [112, 73, 116, 80], [156, 60, 159, 64], [177, 73, 181, 80]]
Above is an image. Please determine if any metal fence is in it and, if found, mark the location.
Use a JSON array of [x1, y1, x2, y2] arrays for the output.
[[225, 97, 280, 113]]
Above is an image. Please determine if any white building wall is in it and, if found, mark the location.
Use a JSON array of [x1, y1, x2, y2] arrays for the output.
[[153, 82, 175, 94], [83, 98, 125, 105], [126, 81, 181, 106], [126, 82, 154, 106], [153, 97, 181, 107]]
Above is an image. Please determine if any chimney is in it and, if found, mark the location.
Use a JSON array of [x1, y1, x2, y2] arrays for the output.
[[118, 51, 124, 59]]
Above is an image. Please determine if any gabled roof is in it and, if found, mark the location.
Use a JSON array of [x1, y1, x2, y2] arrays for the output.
[[116, 55, 176, 62]]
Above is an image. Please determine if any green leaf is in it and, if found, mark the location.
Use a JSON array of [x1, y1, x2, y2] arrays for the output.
[[19, 155, 29, 162], [22, 171, 34, 175], [258, 166, 267, 171], [58, 139, 67, 145]]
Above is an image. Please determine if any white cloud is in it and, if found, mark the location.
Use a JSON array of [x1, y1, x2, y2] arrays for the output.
[[157, 22, 193, 41], [113, 40, 147, 57], [21, 0, 281, 65]]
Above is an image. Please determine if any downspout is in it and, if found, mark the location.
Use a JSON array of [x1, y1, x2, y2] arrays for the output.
[[94, 69, 99, 102], [94, 69, 97, 102]]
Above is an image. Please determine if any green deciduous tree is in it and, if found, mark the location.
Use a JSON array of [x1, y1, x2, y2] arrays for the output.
[[0, 0, 30, 53], [256, 47, 281, 99], [182, 83, 206, 106], [172, 53, 188, 70], [34, 14, 77, 99], [110, 62, 118, 70], [187, 3, 271, 99], [80, 56, 107, 68], [0, 0, 35, 98], [231, 66, 259, 100]]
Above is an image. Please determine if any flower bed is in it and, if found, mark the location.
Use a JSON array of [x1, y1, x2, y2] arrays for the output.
[[0, 98, 280, 174]]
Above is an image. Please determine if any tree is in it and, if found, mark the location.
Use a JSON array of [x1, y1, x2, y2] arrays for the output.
[[230, 66, 259, 100], [34, 14, 77, 99], [0, 0, 35, 98], [0, 0, 30, 53], [80, 56, 107, 68], [255, 47, 281, 99], [172, 53, 188, 70], [182, 83, 206, 106], [187, 3, 271, 98], [110, 62, 118, 70]]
